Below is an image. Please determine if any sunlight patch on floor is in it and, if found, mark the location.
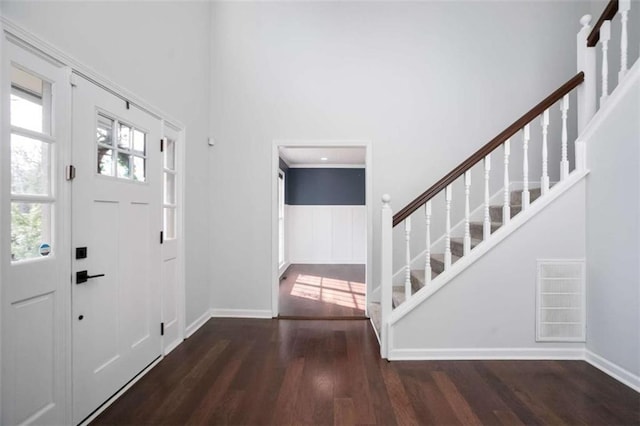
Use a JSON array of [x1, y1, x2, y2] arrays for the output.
[[290, 274, 365, 310]]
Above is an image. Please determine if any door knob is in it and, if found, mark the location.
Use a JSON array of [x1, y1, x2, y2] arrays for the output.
[[76, 270, 105, 284]]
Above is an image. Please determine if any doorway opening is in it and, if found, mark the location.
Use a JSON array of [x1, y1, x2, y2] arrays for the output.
[[272, 143, 372, 319]]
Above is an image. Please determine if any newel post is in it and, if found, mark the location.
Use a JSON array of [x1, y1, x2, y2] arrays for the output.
[[577, 14, 596, 134], [380, 194, 393, 359]]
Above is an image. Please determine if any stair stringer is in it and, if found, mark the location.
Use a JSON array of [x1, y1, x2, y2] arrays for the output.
[[386, 170, 588, 358]]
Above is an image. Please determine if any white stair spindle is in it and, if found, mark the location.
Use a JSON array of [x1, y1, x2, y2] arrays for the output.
[[541, 109, 550, 195], [560, 94, 570, 181], [522, 125, 530, 210], [600, 20, 611, 107], [577, 14, 596, 134], [444, 185, 452, 270], [380, 194, 392, 358], [424, 201, 432, 285], [404, 217, 412, 300], [483, 154, 491, 240], [619, 0, 630, 82], [463, 171, 471, 256], [503, 139, 511, 225]]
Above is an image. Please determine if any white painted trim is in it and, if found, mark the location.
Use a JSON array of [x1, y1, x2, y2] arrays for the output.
[[163, 339, 182, 357], [585, 350, 640, 392], [210, 309, 273, 319], [0, 16, 184, 129], [388, 170, 589, 325], [287, 163, 365, 169], [278, 261, 291, 277], [78, 356, 163, 426], [369, 318, 381, 345], [185, 309, 212, 339], [271, 139, 373, 318], [388, 347, 585, 361]]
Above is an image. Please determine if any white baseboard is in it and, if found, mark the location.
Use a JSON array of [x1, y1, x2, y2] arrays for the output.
[[288, 259, 366, 265], [210, 309, 273, 319], [279, 262, 291, 276], [388, 347, 585, 361], [585, 349, 640, 392], [163, 337, 182, 356], [185, 308, 213, 338]]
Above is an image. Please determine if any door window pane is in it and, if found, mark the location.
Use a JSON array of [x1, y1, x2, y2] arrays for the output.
[[133, 156, 145, 182], [117, 153, 132, 178], [11, 134, 50, 196], [10, 66, 51, 134], [11, 202, 52, 261], [118, 123, 131, 150], [98, 147, 114, 176], [164, 138, 175, 171], [133, 129, 145, 155], [164, 173, 175, 204], [164, 207, 176, 240], [97, 114, 114, 146]]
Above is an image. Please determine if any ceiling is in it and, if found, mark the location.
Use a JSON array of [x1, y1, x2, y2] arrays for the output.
[[279, 147, 366, 167]]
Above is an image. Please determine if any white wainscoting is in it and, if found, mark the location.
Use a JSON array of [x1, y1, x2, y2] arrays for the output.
[[286, 205, 366, 264]]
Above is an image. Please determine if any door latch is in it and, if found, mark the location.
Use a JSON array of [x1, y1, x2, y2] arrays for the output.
[[76, 270, 105, 284]]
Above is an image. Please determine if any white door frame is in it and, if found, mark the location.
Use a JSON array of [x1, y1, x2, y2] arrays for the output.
[[271, 140, 373, 317]]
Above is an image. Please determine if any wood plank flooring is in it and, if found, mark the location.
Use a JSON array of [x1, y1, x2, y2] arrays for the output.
[[278, 264, 366, 318], [92, 318, 640, 425]]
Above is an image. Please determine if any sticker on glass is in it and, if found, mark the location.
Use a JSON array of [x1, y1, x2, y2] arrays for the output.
[[39, 243, 51, 257]]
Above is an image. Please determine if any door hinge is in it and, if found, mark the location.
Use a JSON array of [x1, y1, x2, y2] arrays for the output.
[[65, 165, 76, 181], [160, 137, 166, 153], [160, 231, 164, 244], [160, 322, 165, 336], [69, 73, 78, 87], [125, 100, 130, 110]]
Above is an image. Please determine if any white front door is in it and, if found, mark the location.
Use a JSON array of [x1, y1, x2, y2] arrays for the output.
[[71, 75, 162, 424], [1, 39, 71, 426]]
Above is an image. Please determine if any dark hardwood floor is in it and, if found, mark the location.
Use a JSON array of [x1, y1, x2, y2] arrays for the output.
[[93, 318, 640, 425], [278, 264, 366, 318]]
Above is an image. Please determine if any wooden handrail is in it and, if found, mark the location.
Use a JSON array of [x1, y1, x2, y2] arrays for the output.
[[587, 0, 618, 47], [392, 71, 584, 227]]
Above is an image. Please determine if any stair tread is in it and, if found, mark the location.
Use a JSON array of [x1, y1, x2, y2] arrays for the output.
[[450, 236, 483, 245], [431, 253, 462, 263]]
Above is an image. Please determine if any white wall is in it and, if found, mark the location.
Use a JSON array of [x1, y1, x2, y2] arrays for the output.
[[584, 63, 640, 379], [209, 1, 591, 311], [391, 179, 587, 355], [287, 205, 366, 264], [0, 1, 212, 327]]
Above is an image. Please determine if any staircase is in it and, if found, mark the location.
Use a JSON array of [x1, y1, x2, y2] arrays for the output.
[[369, 1, 638, 359]]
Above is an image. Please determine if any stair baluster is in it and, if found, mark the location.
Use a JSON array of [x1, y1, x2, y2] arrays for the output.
[[522, 125, 530, 210], [444, 185, 452, 270], [600, 20, 611, 106], [560, 94, 569, 180], [424, 201, 432, 285], [463, 171, 471, 255], [541, 109, 550, 195], [619, 0, 630, 82], [483, 154, 491, 240], [404, 217, 412, 301], [502, 139, 511, 225]]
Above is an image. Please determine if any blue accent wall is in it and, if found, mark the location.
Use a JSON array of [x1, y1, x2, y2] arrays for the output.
[[286, 168, 365, 205]]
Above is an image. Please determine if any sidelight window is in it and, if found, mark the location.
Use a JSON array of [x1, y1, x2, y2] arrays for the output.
[[9, 65, 54, 261]]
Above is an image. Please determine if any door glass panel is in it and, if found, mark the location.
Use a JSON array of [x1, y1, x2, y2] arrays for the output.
[[164, 138, 175, 171], [11, 134, 50, 196], [133, 130, 145, 155], [118, 123, 131, 150], [10, 66, 51, 135], [164, 207, 176, 240], [97, 114, 114, 146], [11, 202, 53, 261], [164, 173, 175, 204], [117, 153, 132, 178], [133, 156, 145, 182], [98, 147, 114, 176]]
